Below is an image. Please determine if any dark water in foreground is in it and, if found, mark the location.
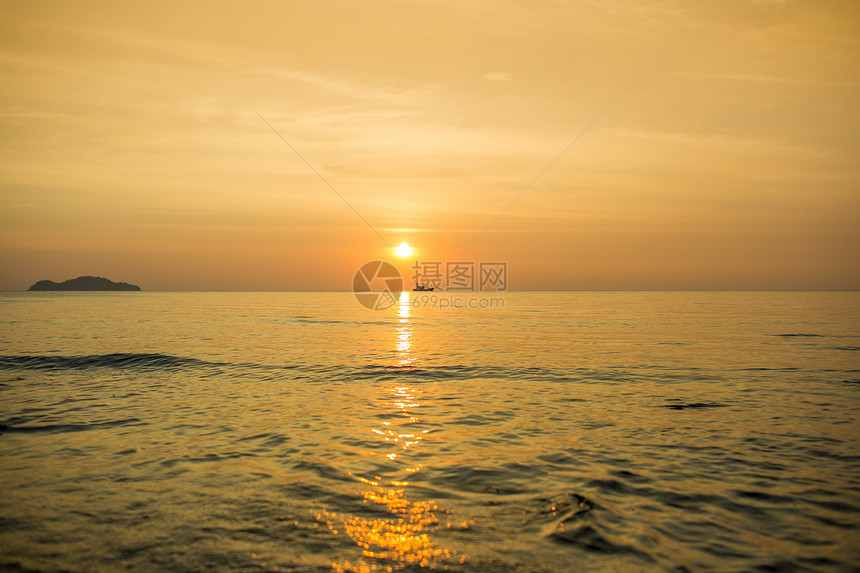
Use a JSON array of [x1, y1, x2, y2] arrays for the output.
[[1, 291, 858, 572]]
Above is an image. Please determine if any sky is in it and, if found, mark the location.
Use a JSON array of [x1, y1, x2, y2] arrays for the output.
[[1, 0, 858, 290]]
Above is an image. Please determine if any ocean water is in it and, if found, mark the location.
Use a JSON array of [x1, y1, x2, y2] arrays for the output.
[[0, 291, 858, 572]]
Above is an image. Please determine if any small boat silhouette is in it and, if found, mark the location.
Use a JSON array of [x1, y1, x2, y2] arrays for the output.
[[412, 283, 435, 292]]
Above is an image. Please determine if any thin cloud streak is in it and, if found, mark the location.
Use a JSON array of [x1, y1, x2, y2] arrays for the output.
[[255, 110, 391, 247], [470, 110, 606, 246]]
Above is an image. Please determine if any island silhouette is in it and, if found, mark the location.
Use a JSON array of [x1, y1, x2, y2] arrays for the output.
[[28, 276, 141, 291]]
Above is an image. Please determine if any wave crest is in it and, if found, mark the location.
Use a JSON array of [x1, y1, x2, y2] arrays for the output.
[[0, 353, 225, 371]]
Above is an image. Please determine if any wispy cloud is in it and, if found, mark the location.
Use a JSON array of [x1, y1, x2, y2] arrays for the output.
[[658, 70, 856, 87], [483, 72, 511, 82]]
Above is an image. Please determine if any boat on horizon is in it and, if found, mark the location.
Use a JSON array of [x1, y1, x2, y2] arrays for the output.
[[412, 283, 435, 292]]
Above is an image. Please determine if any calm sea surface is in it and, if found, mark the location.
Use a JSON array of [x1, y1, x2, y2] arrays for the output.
[[1, 291, 858, 572]]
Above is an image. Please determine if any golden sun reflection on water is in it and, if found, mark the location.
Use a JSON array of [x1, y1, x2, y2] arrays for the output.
[[323, 487, 457, 573], [322, 294, 464, 571], [395, 291, 413, 368]]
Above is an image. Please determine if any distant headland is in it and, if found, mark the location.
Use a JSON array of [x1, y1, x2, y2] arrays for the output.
[[28, 276, 141, 291]]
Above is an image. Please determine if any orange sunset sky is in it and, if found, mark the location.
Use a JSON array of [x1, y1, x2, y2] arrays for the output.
[[1, 1, 858, 290]]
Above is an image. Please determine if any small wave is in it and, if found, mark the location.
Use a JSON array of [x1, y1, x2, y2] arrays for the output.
[[426, 464, 537, 496], [0, 353, 227, 372], [296, 318, 392, 326], [737, 367, 799, 371], [322, 363, 492, 383], [1, 418, 143, 434], [659, 402, 727, 410], [0, 355, 600, 385], [327, 363, 592, 384], [771, 333, 825, 338], [540, 493, 653, 560]]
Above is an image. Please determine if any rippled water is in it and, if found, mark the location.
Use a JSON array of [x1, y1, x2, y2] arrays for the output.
[[1, 291, 858, 572]]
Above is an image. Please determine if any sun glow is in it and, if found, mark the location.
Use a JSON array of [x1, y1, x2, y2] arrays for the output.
[[394, 242, 414, 258]]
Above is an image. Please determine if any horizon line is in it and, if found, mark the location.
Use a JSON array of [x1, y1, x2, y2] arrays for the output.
[[5, 289, 859, 293]]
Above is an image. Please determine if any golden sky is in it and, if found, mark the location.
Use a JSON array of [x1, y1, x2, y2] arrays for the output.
[[1, 0, 858, 290]]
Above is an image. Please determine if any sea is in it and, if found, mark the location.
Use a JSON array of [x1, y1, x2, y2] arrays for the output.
[[0, 291, 858, 572]]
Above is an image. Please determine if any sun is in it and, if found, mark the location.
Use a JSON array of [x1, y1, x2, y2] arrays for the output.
[[394, 242, 414, 258]]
